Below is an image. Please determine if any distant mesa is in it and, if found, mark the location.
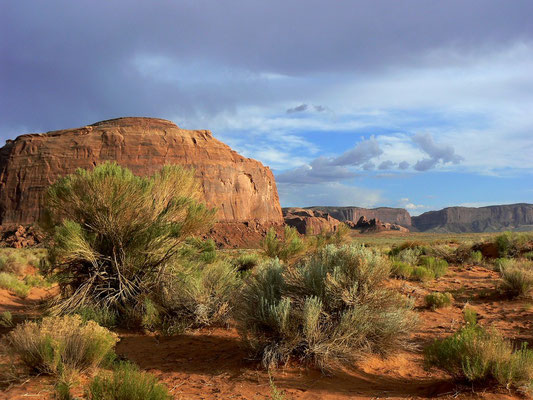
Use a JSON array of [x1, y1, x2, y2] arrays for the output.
[[0, 117, 283, 246]]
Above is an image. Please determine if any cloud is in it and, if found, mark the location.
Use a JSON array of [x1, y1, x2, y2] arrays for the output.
[[378, 160, 396, 170], [286, 104, 309, 114], [398, 161, 410, 170], [278, 182, 382, 208], [412, 133, 463, 171], [276, 137, 382, 184], [398, 198, 428, 215]]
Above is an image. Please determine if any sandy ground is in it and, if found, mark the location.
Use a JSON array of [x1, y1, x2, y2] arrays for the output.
[[1, 264, 532, 399]]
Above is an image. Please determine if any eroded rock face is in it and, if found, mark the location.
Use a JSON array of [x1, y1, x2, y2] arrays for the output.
[[0, 118, 283, 232], [283, 208, 341, 235], [412, 204, 533, 233], [307, 206, 412, 227], [353, 216, 409, 233]]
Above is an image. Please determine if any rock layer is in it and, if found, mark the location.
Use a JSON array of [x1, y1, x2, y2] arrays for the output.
[[411, 203, 533, 233], [0, 117, 283, 231], [283, 208, 341, 235], [307, 206, 412, 227]]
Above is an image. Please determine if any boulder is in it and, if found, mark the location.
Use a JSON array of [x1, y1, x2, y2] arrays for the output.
[[0, 117, 283, 246]]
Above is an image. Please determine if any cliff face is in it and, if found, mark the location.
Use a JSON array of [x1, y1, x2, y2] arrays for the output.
[[307, 206, 412, 227], [411, 204, 533, 233], [283, 208, 341, 234], [0, 117, 283, 228]]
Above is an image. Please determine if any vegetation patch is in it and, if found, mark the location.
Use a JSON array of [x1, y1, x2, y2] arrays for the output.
[[3, 315, 117, 377], [235, 244, 417, 371], [0, 272, 31, 298], [262, 226, 305, 262], [424, 292, 453, 310], [499, 259, 533, 298]]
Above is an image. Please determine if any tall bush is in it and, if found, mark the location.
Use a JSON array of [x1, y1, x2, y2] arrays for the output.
[[235, 244, 417, 371], [42, 162, 215, 314]]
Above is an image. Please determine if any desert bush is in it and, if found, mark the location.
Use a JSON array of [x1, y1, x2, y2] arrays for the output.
[[471, 250, 483, 264], [419, 256, 448, 278], [41, 162, 215, 315], [3, 315, 117, 377], [235, 244, 417, 371], [425, 292, 453, 310], [499, 259, 533, 297], [87, 361, 170, 400], [179, 237, 217, 264], [525, 251, 533, 261], [425, 319, 533, 393], [263, 226, 305, 262], [308, 223, 351, 251], [390, 261, 413, 279], [391, 247, 421, 266], [0, 255, 26, 275], [75, 306, 118, 328], [411, 266, 435, 282], [158, 260, 240, 330], [494, 231, 531, 258], [0, 311, 13, 327], [232, 252, 261, 272], [0, 272, 30, 297]]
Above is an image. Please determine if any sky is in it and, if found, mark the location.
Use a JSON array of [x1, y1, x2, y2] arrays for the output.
[[1, 0, 532, 215]]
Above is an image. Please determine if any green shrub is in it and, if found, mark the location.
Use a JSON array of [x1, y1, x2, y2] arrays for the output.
[[0, 272, 30, 297], [463, 306, 478, 325], [419, 256, 448, 278], [41, 162, 215, 315], [235, 244, 417, 371], [425, 320, 533, 392], [495, 231, 531, 258], [411, 266, 435, 282], [499, 260, 533, 298], [87, 361, 170, 400], [3, 315, 117, 376], [75, 306, 118, 328], [425, 292, 453, 310], [390, 261, 413, 279], [471, 251, 483, 264], [0, 311, 13, 327], [391, 247, 421, 266], [232, 253, 260, 272], [24, 274, 52, 288], [158, 261, 240, 330], [0, 255, 26, 275], [262, 226, 305, 262], [524, 251, 533, 261]]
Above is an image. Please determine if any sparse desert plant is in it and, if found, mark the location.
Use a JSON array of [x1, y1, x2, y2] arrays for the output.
[[390, 261, 414, 279], [87, 361, 170, 400], [425, 319, 533, 393], [235, 244, 417, 371], [411, 266, 435, 282], [232, 252, 261, 272], [0, 272, 30, 297], [494, 231, 531, 258], [525, 251, 533, 261], [0, 311, 13, 327], [41, 162, 215, 315], [158, 260, 240, 330], [419, 256, 448, 278], [391, 247, 422, 266], [471, 250, 483, 264], [425, 292, 453, 310], [262, 226, 305, 262], [75, 305, 118, 328], [499, 260, 533, 298], [3, 315, 117, 377]]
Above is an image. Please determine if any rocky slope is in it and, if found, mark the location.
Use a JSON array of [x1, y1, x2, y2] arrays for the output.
[[307, 206, 412, 227], [411, 203, 533, 233], [283, 208, 341, 234], [0, 117, 283, 243]]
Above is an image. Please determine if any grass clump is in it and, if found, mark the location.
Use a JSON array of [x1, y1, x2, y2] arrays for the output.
[[494, 231, 532, 258], [0, 311, 13, 327], [425, 292, 453, 310], [158, 260, 240, 331], [262, 226, 305, 262], [411, 266, 435, 282], [87, 361, 170, 400], [425, 318, 533, 393], [390, 261, 414, 279], [470, 250, 483, 264], [3, 315, 117, 377], [419, 256, 448, 278], [232, 252, 261, 272], [235, 244, 417, 371], [75, 306, 118, 328], [499, 259, 533, 298], [41, 162, 215, 317], [0, 272, 30, 297]]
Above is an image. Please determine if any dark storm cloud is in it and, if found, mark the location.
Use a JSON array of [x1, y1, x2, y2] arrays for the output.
[[1, 0, 533, 136], [412, 133, 463, 171]]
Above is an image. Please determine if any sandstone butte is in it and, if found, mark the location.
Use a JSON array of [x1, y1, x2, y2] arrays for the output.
[[0, 117, 283, 246]]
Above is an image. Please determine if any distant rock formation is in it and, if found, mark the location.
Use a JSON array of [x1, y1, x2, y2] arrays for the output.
[[0, 117, 283, 246], [352, 216, 409, 233], [283, 208, 341, 235], [411, 203, 533, 233], [307, 206, 412, 227]]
